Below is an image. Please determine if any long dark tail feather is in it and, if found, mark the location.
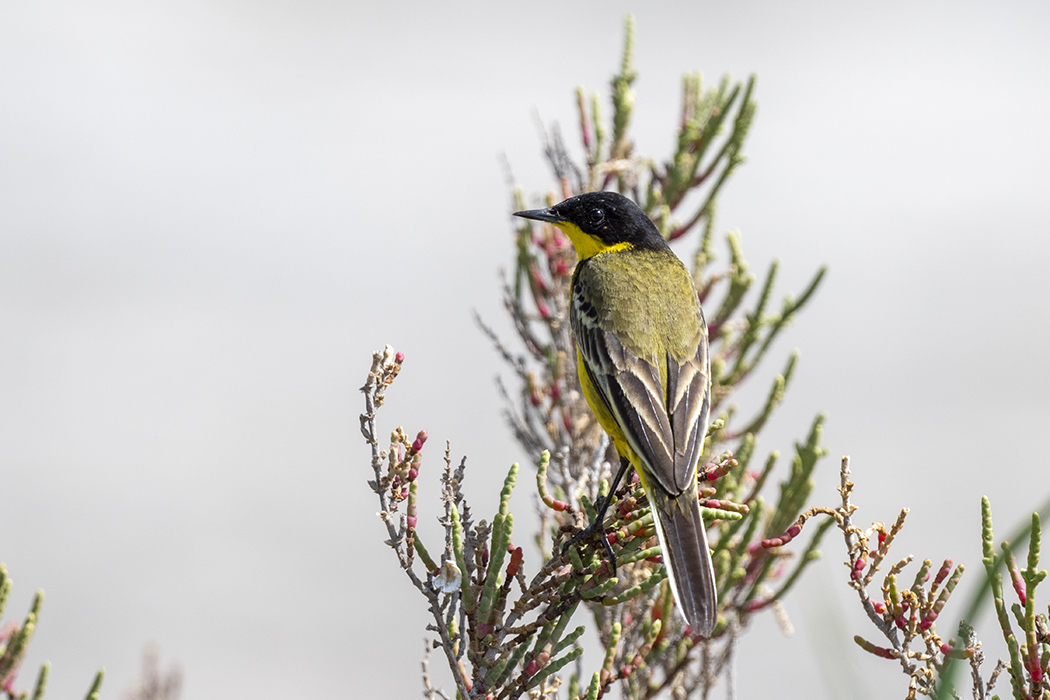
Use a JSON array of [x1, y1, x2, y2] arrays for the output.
[[652, 492, 717, 636]]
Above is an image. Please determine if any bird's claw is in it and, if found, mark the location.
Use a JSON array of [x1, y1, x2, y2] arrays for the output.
[[561, 513, 618, 575]]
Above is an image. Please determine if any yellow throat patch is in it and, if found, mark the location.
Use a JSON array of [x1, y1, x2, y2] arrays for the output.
[[554, 221, 632, 260]]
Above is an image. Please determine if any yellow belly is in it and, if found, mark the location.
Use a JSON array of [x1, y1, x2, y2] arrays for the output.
[[576, 347, 640, 469]]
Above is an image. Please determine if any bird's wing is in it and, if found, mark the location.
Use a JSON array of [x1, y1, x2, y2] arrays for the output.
[[573, 293, 710, 496], [666, 328, 711, 492]]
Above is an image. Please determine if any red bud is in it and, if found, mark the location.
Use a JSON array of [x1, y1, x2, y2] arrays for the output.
[[506, 546, 523, 578]]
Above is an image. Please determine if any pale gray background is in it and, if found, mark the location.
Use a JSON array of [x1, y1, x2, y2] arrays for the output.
[[2, 2, 1049, 698]]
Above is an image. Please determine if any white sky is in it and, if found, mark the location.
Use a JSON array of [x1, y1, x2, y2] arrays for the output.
[[2, 2, 1049, 698]]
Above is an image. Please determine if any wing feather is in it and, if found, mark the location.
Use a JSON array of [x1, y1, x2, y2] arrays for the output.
[[667, 343, 711, 492]]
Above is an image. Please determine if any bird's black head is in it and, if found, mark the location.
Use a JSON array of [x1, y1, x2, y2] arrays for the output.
[[514, 191, 667, 260]]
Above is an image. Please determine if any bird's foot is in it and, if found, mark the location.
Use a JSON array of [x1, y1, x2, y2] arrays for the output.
[[561, 497, 618, 575]]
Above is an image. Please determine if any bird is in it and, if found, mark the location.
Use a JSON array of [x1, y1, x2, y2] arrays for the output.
[[514, 191, 717, 636]]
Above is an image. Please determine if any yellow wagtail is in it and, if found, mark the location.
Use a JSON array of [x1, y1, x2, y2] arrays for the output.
[[515, 191, 717, 635]]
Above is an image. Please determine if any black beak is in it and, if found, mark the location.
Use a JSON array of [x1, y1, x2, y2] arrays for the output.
[[513, 207, 564, 224]]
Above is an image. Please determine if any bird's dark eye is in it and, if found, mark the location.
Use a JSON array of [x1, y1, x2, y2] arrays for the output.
[[588, 208, 605, 226]]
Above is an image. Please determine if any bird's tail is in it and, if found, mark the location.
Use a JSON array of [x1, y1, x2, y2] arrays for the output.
[[649, 488, 717, 636]]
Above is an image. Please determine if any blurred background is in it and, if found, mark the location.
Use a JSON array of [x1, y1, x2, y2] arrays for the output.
[[2, 1, 1049, 697]]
